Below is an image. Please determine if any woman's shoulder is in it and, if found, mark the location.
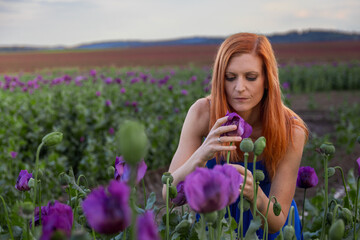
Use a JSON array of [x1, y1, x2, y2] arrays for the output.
[[186, 98, 210, 135]]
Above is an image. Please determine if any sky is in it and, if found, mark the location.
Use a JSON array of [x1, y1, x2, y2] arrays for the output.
[[0, 0, 359, 47]]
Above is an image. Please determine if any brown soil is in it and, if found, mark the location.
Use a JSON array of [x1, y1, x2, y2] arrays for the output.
[[139, 91, 360, 211], [1, 41, 360, 74]]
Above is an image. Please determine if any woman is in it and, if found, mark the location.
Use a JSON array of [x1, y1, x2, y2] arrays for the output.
[[163, 32, 308, 239]]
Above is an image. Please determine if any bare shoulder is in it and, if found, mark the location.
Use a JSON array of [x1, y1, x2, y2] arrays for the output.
[[186, 98, 210, 136], [291, 125, 307, 147]]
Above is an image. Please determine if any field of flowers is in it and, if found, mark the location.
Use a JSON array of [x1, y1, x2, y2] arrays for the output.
[[0, 61, 360, 239]]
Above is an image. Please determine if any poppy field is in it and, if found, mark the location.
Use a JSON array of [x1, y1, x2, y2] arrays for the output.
[[0, 61, 360, 239]]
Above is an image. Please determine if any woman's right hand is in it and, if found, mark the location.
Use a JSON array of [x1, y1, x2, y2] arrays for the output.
[[196, 116, 242, 162]]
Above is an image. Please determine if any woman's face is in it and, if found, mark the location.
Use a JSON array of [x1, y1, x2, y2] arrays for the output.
[[224, 53, 265, 117]]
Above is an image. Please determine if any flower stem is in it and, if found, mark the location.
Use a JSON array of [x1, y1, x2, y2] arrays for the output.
[[32, 141, 44, 232], [39, 181, 42, 226], [238, 152, 248, 240], [252, 155, 258, 217], [301, 188, 307, 234], [0, 195, 14, 240], [263, 196, 276, 240], [227, 205, 233, 240], [166, 178, 170, 240], [91, 228, 96, 240], [320, 154, 329, 240], [257, 210, 268, 240], [334, 166, 350, 208], [226, 142, 233, 164], [354, 177, 360, 240]]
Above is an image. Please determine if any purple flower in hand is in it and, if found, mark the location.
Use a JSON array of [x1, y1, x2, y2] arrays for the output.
[[15, 170, 33, 191], [221, 112, 252, 138], [171, 181, 187, 206], [184, 166, 231, 213], [215, 164, 243, 205], [114, 156, 147, 184], [296, 166, 318, 189], [40, 201, 73, 240], [136, 211, 160, 240], [82, 180, 131, 234]]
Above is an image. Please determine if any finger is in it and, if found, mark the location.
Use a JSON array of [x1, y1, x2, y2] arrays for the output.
[[214, 125, 237, 136], [215, 145, 237, 152], [229, 164, 252, 176], [218, 136, 242, 143], [211, 116, 229, 129]]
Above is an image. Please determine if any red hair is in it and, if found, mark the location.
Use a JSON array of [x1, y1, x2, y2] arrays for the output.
[[209, 33, 308, 179]]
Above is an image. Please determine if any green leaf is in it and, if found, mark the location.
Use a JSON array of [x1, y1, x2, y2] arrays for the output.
[[145, 192, 156, 210]]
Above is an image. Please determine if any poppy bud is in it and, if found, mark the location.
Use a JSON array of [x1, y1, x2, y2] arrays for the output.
[[320, 142, 335, 156], [238, 199, 251, 212], [273, 201, 282, 216], [329, 219, 344, 240], [21, 201, 34, 217], [28, 178, 35, 189], [107, 166, 115, 178], [283, 225, 295, 239], [254, 136, 266, 156], [218, 208, 227, 219], [174, 220, 190, 234], [116, 120, 148, 166], [204, 211, 218, 226], [338, 208, 352, 225], [169, 185, 178, 199], [42, 132, 63, 147], [255, 170, 265, 182], [240, 138, 254, 153], [161, 172, 174, 185], [59, 173, 72, 186], [328, 167, 335, 178], [326, 212, 333, 225]]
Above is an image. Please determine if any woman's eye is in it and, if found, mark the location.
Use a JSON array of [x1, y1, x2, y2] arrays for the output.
[[246, 76, 257, 81], [225, 75, 236, 81]]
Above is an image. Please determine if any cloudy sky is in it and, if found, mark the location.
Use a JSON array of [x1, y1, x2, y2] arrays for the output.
[[0, 0, 359, 47]]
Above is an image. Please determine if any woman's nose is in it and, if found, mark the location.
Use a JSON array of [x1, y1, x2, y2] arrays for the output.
[[234, 77, 245, 92]]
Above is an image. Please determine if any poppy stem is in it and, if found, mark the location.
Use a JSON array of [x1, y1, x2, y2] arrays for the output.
[[0, 195, 14, 240], [320, 154, 329, 240], [301, 188, 307, 234], [354, 177, 360, 240], [333, 166, 350, 208], [32, 141, 44, 232], [226, 142, 233, 164], [166, 178, 170, 240], [238, 152, 248, 240]]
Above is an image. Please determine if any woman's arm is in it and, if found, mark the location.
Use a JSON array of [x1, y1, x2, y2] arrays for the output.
[[162, 98, 241, 199], [232, 126, 306, 233]]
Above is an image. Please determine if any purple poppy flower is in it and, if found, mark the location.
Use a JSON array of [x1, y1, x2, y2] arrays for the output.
[[282, 82, 290, 90], [356, 157, 360, 177], [96, 91, 101, 97], [30, 205, 48, 228], [90, 69, 97, 77], [104, 77, 113, 84], [136, 211, 160, 240], [131, 101, 138, 108], [120, 88, 126, 94], [221, 112, 252, 138], [15, 170, 33, 191], [296, 166, 318, 189], [168, 85, 173, 91], [171, 181, 187, 206], [184, 166, 231, 213], [82, 180, 131, 234], [114, 156, 147, 184], [79, 136, 85, 142], [40, 201, 73, 240], [214, 164, 243, 204], [181, 89, 188, 95], [105, 100, 112, 106], [108, 127, 115, 135], [10, 151, 18, 158]]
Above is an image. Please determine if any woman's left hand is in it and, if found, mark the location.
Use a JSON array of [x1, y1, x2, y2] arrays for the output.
[[229, 164, 256, 203]]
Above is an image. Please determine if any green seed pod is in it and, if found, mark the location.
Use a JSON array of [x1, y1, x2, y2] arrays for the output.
[[21, 201, 34, 217], [116, 120, 148, 166], [240, 138, 254, 153], [241, 199, 251, 212], [254, 136, 266, 156], [320, 142, 335, 156], [77, 206, 83, 215], [42, 132, 63, 147], [218, 208, 227, 219], [283, 225, 295, 240], [174, 220, 190, 234], [28, 178, 35, 189], [326, 212, 333, 225], [339, 208, 352, 225], [329, 219, 344, 240], [169, 185, 178, 199], [255, 170, 265, 182], [328, 167, 335, 178], [204, 211, 218, 226], [273, 201, 282, 216], [161, 172, 174, 185]]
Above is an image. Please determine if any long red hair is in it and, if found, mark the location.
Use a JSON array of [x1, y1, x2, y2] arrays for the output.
[[209, 33, 308, 179]]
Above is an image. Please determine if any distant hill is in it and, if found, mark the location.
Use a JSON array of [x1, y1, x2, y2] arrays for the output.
[[1, 29, 359, 52]]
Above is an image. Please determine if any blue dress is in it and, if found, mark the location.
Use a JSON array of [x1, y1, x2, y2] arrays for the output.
[[206, 158, 303, 240]]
